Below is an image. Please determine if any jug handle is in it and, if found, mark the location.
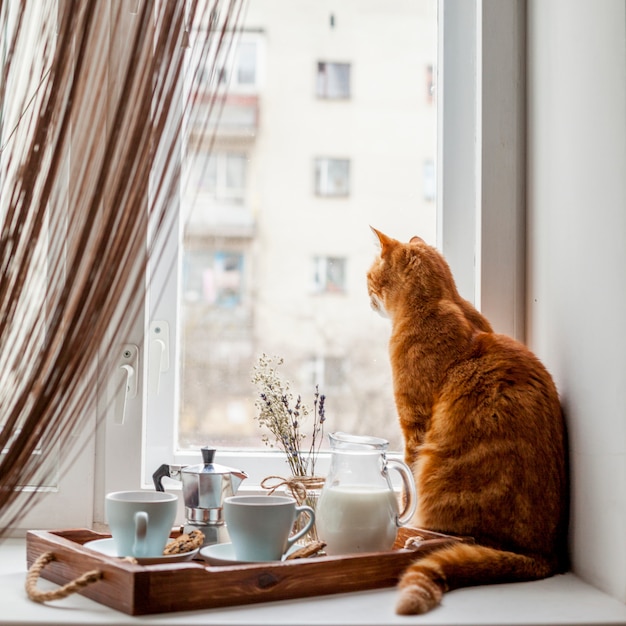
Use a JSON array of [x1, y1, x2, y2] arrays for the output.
[[387, 459, 417, 526]]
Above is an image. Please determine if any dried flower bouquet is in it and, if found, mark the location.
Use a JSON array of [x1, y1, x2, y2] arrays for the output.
[[251, 354, 326, 478]]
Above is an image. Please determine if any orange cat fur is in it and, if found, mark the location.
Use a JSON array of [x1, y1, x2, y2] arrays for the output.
[[367, 228, 568, 615]]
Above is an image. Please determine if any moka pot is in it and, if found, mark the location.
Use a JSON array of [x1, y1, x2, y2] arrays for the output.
[[153, 447, 247, 545]]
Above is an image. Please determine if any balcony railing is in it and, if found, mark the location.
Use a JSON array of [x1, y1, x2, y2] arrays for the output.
[[190, 93, 259, 138]]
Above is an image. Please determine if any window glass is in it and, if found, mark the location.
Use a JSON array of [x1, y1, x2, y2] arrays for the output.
[[315, 158, 350, 197], [312, 256, 347, 293], [237, 42, 257, 85], [317, 356, 345, 390], [191, 152, 218, 193], [183, 250, 244, 306], [158, 0, 437, 463], [225, 154, 246, 191], [316, 61, 351, 99], [188, 151, 246, 202]]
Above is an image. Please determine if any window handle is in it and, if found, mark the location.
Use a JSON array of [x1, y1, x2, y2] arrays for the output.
[[149, 321, 170, 396], [114, 345, 138, 425]]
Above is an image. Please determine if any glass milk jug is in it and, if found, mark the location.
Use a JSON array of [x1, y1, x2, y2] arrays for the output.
[[316, 432, 417, 555]]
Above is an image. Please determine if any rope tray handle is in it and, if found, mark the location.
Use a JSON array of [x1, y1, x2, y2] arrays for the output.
[[25, 552, 102, 603]]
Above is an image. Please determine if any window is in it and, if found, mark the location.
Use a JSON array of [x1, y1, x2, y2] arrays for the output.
[[306, 356, 346, 390], [183, 250, 245, 306], [236, 42, 257, 85], [314, 158, 350, 197], [142, 3, 441, 487], [197, 39, 259, 92], [316, 62, 351, 99], [311, 256, 347, 294], [85, 0, 527, 528], [189, 151, 247, 203], [3, 1, 529, 535]]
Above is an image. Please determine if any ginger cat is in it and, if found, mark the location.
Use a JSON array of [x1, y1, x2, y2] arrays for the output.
[[367, 228, 568, 615]]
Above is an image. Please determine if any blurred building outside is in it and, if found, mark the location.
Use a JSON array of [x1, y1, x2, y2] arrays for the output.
[[179, 0, 437, 453]]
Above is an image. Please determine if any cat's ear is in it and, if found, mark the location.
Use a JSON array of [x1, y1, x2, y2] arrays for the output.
[[370, 226, 394, 255], [409, 236, 425, 245]]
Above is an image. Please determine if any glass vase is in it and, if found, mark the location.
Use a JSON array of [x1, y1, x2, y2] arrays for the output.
[[290, 476, 324, 544], [261, 475, 325, 545]]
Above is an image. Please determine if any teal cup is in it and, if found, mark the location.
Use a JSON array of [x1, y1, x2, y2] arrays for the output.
[[105, 490, 178, 558], [224, 494, 315, 562]]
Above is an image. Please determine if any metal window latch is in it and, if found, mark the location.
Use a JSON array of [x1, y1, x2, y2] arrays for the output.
[[149, 320, 170, 396], [114, 344, 138, 425]]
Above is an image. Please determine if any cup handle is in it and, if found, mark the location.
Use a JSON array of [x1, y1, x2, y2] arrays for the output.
[[387, 459, 417, 526], [132, 511, 149, 556], [286, 505, 315, 547]]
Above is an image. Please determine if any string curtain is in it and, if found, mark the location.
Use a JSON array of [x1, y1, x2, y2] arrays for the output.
[[0, 0, 245, 535]]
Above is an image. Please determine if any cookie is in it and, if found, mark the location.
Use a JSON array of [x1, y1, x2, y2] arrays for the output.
[[163, 529, 205, 554]]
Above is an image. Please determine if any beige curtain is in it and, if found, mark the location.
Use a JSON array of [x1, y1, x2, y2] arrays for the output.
[[0, 0, 244, 534]]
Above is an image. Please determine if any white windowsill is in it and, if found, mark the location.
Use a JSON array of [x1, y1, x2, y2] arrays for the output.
[[2, 539, 626, 626]]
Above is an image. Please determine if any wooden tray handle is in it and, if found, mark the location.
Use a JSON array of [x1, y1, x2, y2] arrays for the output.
[[25, 551, 102, 603]]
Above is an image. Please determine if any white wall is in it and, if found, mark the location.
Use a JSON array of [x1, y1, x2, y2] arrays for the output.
[[527, 0, 626, 602]]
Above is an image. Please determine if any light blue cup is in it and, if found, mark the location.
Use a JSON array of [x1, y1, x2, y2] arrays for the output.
[[105, 490, 178, 558], [224, 494, 315, 562]]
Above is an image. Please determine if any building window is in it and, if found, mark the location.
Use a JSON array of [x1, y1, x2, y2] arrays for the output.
[[190, 151, 247, 203], [183, 250, 244, 307], [316, 61, 351, 99], [306, 355, 346, 390], [426, 64, 434, 104], [236, 41, 257, 85], [312, 256, 347, 293], [314, 158, 350, 197], [197, 40, 258, 90]]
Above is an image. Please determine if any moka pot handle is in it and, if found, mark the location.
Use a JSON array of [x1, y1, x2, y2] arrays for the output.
[[152, 464, 185, 491]]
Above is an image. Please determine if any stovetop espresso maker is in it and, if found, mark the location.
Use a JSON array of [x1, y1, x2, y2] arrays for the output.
[[153, 447, 247, 545]]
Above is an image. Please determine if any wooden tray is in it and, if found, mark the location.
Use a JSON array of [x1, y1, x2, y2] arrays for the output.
[[26, 527, 466, 615]]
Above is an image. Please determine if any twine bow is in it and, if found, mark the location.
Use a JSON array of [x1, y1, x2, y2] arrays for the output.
[[260, 475, 325, 504]]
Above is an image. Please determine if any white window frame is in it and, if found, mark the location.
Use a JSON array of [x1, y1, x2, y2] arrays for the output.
[[2, 1, 102, 533], [9, 1, 526, 532], [110, 0, 526, 505], [438, 0, 525, 340]]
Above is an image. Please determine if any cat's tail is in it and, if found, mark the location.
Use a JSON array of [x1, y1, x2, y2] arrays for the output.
[[396, 542, 558, 615]]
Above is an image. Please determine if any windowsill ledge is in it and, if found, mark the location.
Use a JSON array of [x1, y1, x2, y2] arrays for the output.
[[2, 538, 626, 626]]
